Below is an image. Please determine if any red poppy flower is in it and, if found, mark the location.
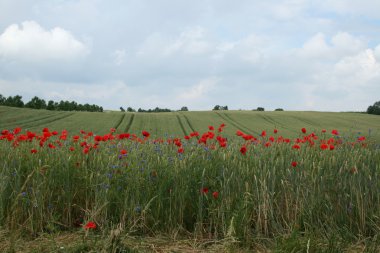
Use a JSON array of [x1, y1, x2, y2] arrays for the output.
[[30, 149, 38, 154], [261, 130, 266, 137], [243, 134, 253, 141], [212, 191, 219, 199], [13, 127, 22, 135], [292, 144, 301, 149], [142, 131, 150, 138], [83, 147, 89, 154], [69, 147, 75, 151], [120, 149, 127, 155], [236, 130, 244, 136], [190, 131, 199, 137], [357, 136, 366, 142], [329, 144, 335, 150], [322, 129, 326, 133], [240, 145, 247, 155], [94, 135, 102, 142], [201, 187, 209, 194], [331, 129, 339, 135], [301, 128, 306, 134], [84, 221, 97, 230], [1, 130, 9, 135], [184, 135, 190, 140], [320, 143, 328, 150], [274, 129, 278, 134], [291, 161, 297, 167], [178, 148, 184, 153]]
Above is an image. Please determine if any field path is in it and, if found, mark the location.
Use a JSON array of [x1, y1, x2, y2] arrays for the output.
[[1, 112, 68, 129], [22, 112, 75, 129], [124, 113, 135, 132], [176, 114, 188, 136], [181, 113, 198, 137], [114, 113, 126, 130], [215, 111, 259, 136]]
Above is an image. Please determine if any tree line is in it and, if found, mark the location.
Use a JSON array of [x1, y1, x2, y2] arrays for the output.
[[0, 94, 103, 112], [367, 101, 380, 115]]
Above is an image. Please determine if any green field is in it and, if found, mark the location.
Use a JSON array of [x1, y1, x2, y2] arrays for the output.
[[1, 106, 379, 141], [1, 105, 380, 252]]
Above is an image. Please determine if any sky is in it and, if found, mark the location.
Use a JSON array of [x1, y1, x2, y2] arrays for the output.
[[0, 0, 379, 111]]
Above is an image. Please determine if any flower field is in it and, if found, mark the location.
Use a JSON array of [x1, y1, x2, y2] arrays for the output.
[[1, 107, 380, 251], [0, 116, 380, 251]]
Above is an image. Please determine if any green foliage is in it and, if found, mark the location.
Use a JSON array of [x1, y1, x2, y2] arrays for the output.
[[0, 94, 103, 112], [367, 101, 380, 115], [256, 107, 265, 111], [3, 95, 24, 108], [274, 108, 284, 111], [0, 107, 380, 250], [25, 96, 47, 110], [180, 106, 189, 111], [0, 126, 379, 249], [0, 94, 5, 105], [137, 107, 171, 113], [1, 107, 380, 141], [212, 105, 228, 111]]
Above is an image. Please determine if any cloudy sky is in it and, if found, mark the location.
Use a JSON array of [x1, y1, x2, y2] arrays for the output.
[[0, 0, 379, 111]]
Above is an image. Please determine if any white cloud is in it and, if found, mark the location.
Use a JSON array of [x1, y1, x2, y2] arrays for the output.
[[178, 77, 218, 100], [298, 33, 330, 58], [165, 27, 211, 55], [112, 49, 126, 66], [316, 0, 380, 18], [296, 32, 367, 61], [0, 20, 89, 62], [137, 27, 212, 58], [333, 49, 380, 85]]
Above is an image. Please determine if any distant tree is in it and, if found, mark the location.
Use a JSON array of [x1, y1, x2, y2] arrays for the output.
[[367, 101, 380, 115], [5, 95, 24, 107], [222, 105, 228, 110], [47, 100, 56, 110], [180, 106, 189, 111], [275, 108, 284, 111], [0, 94, 5, 105], [77, 104, 84, 111], [213, 105, 221, 111], [127, 107, 135, 112], [257, 107, 265, 111], [136, 107, 171, 113], [26, 96, 47, 109], [0, 93, 102, 112], [69, 101, 78, 111], [120, 107, 125, 112]]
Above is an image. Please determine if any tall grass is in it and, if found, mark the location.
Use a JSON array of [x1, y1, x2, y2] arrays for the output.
[[0, 126, 379, 249]]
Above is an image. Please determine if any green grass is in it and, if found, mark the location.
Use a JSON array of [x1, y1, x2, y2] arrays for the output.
[[1, 105, 380, 251], [1, 106, 379, 141]]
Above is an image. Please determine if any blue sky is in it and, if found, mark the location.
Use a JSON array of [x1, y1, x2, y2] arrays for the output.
[[0, 0, 379, 111]]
